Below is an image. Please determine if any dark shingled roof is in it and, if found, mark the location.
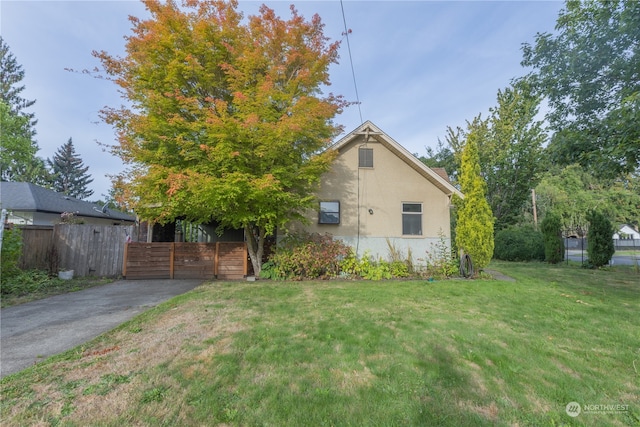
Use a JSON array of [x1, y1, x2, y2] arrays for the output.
[[1, 182, 135, 222], [430, 167, 451, 184]]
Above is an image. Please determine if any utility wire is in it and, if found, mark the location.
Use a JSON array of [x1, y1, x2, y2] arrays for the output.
[[340, 0, 363, 124]]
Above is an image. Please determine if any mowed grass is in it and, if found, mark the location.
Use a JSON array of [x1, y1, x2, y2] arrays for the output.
[[1, 262, 638, 426]]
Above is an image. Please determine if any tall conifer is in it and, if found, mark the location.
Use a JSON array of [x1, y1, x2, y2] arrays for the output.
[[586, 210, 615, 268], [540, 211, 564, 264], [455, 118, 495, 270], [0, 37, 48, 183], [48, 138, 94, 199]]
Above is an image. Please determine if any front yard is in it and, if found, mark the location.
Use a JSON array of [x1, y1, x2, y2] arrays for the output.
[[1, 262, 638, 426]]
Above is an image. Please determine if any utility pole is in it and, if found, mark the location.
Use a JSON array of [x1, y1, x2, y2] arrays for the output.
[[532, 189, 538, 230], [0, 209, 7, 251]]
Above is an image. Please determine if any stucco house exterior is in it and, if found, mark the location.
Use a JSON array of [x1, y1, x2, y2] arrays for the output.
[[287, 121, 463, 262], [1, 182, 135, 226]]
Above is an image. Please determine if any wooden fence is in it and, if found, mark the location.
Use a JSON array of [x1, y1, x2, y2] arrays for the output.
[[15, 224, 134, 277], [123, 242, 247, 280], [12, 224, 248, 279], [18, 226, 55, 272], [54, 224, 134, 277]]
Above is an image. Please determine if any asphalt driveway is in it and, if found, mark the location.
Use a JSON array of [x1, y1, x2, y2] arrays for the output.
[[1, 279, 204, 378]]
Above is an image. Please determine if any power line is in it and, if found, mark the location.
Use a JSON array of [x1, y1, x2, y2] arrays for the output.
[[340, 0, 363, 124]]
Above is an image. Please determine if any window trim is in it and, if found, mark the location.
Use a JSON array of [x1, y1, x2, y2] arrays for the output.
[[318, 200, 340, 225], [358, 147, 373, 168], [402, 202, 423, 236]]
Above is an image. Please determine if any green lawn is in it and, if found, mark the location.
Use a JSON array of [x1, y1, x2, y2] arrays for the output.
[[1, 262, 638, 426]]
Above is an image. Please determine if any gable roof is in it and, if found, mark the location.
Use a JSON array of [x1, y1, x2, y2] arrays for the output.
[[0, 182, 135, 222], [331, 121, 464, 198]]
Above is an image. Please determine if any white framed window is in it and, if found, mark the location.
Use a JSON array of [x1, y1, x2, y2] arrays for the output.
[[402, 203, 422, 235], [358, 147, 373, 168], [319, 201, 340, 224]]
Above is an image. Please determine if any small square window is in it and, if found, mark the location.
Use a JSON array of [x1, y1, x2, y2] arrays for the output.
[[402, 203, 422, 235], [359, 147, 373, 168], [319, 201, 340, 224]]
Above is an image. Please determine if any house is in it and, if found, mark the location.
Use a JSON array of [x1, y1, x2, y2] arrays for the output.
[[287, 121, 463, 262], [613, 224, 640, 240], [0, 182, 135, 226]]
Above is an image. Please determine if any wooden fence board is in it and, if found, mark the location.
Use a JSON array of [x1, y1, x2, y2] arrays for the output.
[[173, 243, 216, 279], [17, 226, 54, 271], [16, 224, 133, 277], [124, 242, 246, 280], [124, 243, 172, 279], [216, 242, 248, 280], [53, 224, 133, 277], [17, 225, 247, 280]]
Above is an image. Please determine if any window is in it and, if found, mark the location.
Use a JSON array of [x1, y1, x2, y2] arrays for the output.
[[359, 147, 373, 168], [402, 203, 422, 235], [319, 201, 340, 224]]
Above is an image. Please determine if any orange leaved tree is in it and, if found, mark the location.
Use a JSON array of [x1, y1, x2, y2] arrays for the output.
[[96, 0, 346, 276]]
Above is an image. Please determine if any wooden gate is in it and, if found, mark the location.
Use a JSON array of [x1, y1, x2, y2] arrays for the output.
[[123, 242, 247, 280]]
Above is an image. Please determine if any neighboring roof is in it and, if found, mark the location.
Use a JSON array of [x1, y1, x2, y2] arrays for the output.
[[331, 121, 464, 198], [431, 167, 451, 184], [616, 224, 640, 236], [0, 182, 135, 222]]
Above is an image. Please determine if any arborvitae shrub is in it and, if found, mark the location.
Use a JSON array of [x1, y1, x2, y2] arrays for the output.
[[586, 210, 615, 268], [455, 125, 495, 270], [494, 226, 545, 261], [540, 212, 564, 264]]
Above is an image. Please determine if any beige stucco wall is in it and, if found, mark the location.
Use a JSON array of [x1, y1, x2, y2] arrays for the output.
[[289, 134, 454, 262]]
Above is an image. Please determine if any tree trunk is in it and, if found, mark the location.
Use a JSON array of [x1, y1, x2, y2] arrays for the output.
[[245, 224, 265, 277]]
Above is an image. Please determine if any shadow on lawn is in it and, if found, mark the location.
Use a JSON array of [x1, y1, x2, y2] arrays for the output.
[[415, 344, 497, 426]]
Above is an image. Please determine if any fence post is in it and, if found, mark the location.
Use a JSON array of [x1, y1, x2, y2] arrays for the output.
[[122, 242, 128, 277], [169, 242, 175, 279], [215, 242, 220, 278], [244, 243, 248, 277]]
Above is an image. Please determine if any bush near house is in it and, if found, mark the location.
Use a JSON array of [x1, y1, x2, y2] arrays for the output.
[[261, 233, 459, 281], [494, 226, 545, 262], [260, 233, 352, 280]]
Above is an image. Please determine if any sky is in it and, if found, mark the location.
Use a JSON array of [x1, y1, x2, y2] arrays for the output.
[[1, 0, 564, 200]]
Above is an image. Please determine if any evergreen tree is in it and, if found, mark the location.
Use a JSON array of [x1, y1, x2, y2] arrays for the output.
[[586, 210, 615, 268], [540, 211, 564, 264], [0, 36, 36, 135], [455, 118, 495, 270], [0, 37, 48, 183], [48, 138, 94, 199]]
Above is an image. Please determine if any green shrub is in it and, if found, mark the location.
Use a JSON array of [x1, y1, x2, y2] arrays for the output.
[[345, 252, 398, 280], [586, 210, 615, 268], [1, 227, 23, 284], [494, 226, 545, 261], [423, 232, 458, 279], [541, 212, 564, 264], [262, 233, 352, 280], [1, 270, 54, 296]]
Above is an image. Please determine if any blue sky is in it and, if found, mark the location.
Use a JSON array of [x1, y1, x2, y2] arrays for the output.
[[1, 1, 563, 199]]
